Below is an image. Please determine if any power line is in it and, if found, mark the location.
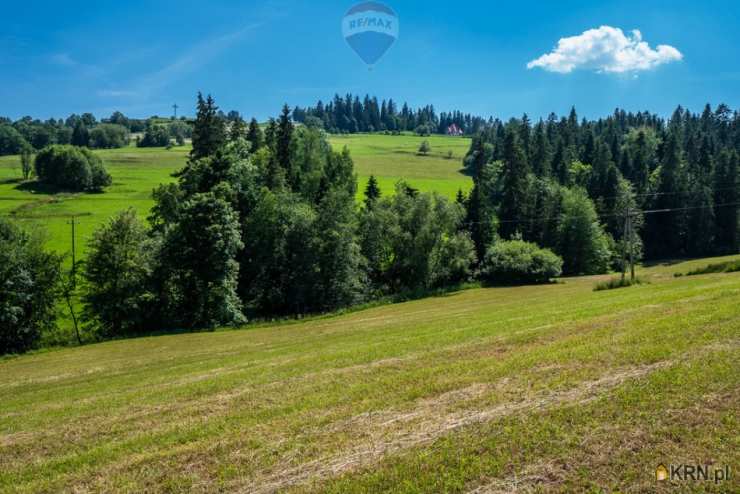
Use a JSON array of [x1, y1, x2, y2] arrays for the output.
[[468, 201, 740, 226]]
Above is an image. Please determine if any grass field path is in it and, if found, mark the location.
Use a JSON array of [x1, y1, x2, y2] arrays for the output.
[[1, 257, 738, 493]]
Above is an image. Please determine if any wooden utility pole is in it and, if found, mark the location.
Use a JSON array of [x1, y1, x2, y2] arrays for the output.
[[622, 210, 629, 282], [622, 208, 637, 282], [69, 216, 77, 288], [628, 212, 636, 282], [64, 215, 82, 345]]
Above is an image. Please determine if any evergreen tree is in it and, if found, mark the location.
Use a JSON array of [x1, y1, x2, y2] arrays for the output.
[[713, 150, 739, 253], [190, 93, 226, 160], [264, 118, 278, 151], [685, 183, 716, 256], [455, 189, 466, 206], [247, 118, 264, 153], [465, 181, 496, 263], [157, 193, 245, 328], [531, 121, 551, 177], [647, 132, 686, 258], [229, 116, 247, 142], [364, 175, 381, 209], [499, 127, 531, 239], [277, 104, 296, 187]]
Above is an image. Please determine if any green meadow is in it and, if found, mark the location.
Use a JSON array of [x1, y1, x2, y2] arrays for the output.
[[1, 256, 738, 493], [0, 133, 472, 258], [328, 133, 473, 199]]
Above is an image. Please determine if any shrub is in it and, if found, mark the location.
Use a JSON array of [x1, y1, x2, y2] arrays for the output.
[[594, 276, 646, 291], [34, 145, 112, 192], [0, 125, 29, 156], [88, 124, 129, 149], [418, 140, 431, 155], [0, 218, 61, 355], [679, 260, 740, 277], [481, 239, 563, 285], [138, 125, 171, 147]]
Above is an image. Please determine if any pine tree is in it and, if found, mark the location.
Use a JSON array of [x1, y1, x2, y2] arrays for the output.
[[455, 189, 466, 206], [364, 175, 381, 209], [277, 105, 295, 188], [647, 132, 686, 258], [464, 182, 493, 263], [499, 128, 531, 239], [264, 118, 278, 151], [229, 116, 247, 142], [631, 129, 651, 195], [247, 118, 264, 153], [552, 139, 569, 184], [531, 122, 551, 177], [713, 150, 739, 253], [191, 93, 226, 160]]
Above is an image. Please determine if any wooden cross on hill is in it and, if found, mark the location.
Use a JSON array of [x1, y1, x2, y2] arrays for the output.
[[173, 104, 179, 118]]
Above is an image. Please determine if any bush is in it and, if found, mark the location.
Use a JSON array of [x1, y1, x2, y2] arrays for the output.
[[138, 125, 171, 147], [0, 218, 61, 355], [168, 120, 192, 145], [88, 124, 129, 149], [34, 145, 112, 192], [481, 239, 563, 285], [594, 276, 646, 291], [678, 260, 740, 277], [0, 125, 29, 156]]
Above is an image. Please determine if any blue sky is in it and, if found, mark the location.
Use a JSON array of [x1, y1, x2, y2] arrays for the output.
[[1, 0, 738, 121]]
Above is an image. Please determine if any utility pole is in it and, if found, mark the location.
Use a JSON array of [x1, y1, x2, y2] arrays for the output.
[[173, 104, 179, 119], [622, 210, 630, 282], [628, 211, 636, 282], [622, 208, 637, 282], [624, 209, 636, 282], [69, 216, 77, 288]]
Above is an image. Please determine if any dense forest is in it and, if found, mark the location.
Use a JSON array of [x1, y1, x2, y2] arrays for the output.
[[462, 104, 739, 262], [293, 94, 489, 135], [1, 95, 738, 355]]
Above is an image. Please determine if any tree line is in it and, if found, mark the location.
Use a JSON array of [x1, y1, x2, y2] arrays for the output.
[[0, 112, 198, 155], [1, 96, 738, 355], [292, 94, 490, 135], [461, 104, 739, 263]]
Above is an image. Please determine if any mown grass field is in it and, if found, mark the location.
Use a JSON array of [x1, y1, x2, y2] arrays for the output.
[[0, 133, 471, 258], [1, 257, 738, 493], [328, 133, 472, 199]]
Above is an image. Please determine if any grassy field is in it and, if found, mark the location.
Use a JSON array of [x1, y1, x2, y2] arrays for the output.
[[1, 256, 738, 493], [328, 133, 472, 199], [0, 133, 471, 257], [0, 147, 186, 257]]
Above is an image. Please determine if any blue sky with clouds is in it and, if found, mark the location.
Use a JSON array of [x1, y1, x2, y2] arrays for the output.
[[1, 0, 738, 121]]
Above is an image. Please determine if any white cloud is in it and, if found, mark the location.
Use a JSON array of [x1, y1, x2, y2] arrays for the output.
[[527, 26, 683, 74]]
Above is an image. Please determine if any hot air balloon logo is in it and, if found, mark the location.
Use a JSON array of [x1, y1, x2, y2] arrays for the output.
[[342, 2, 399, 67]]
